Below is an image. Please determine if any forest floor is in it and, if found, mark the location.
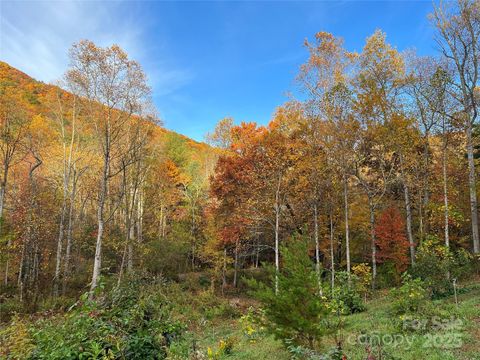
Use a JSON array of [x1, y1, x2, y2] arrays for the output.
[[1, 276, 479, 359], [181, 279, 480, 360]]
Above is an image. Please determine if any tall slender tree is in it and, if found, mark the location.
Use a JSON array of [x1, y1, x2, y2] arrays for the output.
[[66, 40, 152, 295], [432, 0, 480, 253]]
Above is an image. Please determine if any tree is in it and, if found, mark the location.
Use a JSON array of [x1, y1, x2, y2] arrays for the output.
[[47, 87, 82, 297], [298, 32, 356, 278], [353, 124, 395, 289], [205, 117, 234, 150], [375, 206, 410, 276], [0, 93, 28, 285], [66, 40, 152, 295], [117, 119, 151, 283], [353, 30, 404, 287], [385, 111, 421, 265], [211, 123, 258, 287], [423, 65, 457, 248], [17, 114, 55, 303], [322, 85, 359, 278], [293, 104, 329, 294], [432, 0, 480, 253], [259, 119, 299, 294], [247, 235, 332, 349]]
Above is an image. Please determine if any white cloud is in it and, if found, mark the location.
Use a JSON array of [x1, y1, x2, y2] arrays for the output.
[[0, 0, 191, 95]]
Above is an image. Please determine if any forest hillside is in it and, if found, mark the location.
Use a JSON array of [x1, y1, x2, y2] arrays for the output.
[[1, 1, 480, 359]]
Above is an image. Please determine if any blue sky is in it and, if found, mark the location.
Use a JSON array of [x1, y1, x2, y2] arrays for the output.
[[1, 1, 436, 141]]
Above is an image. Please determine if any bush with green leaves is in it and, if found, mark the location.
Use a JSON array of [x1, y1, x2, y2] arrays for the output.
[[331, 271, 366, 314], [1, 276, 185, 359], [246, 235, 336, 349], [389, 273, 430, 332], [352, 263, 372, 298], [0, 297, 23, 323], [411, 236, 473, 298], [390, 274, 429, 316], [239, 307, 266, 342]]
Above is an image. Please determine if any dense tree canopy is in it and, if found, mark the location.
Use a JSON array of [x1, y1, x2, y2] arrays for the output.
[[0, 3, 479, 354]]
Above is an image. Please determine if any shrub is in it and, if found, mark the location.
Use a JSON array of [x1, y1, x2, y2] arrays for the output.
[[239, 307, 266, 342], [332, 271, 366, 314], [0, 298, 23, 323], [473, 253, 480, 275], [411, 236, 473, 298], [38, 296, 75, 313], [450, 247, 474, 280], [389, 274, 430, 332], [377, 261, 399, 288], [352, 263, 372, 300], [390, 274, 429, 316], [2, 276, 185, 359]]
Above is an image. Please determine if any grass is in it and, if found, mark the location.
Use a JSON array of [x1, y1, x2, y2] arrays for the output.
[[196, 320, 289, 360], [180, 283, 480, 360], [1, 277, 479, 359], [338, 288, 479, 360]]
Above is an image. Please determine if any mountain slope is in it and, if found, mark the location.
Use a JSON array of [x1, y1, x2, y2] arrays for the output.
[[0, 60, 217, 178]]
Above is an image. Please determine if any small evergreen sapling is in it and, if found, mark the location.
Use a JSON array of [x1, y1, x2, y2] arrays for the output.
[[247, 235, 334, 349]]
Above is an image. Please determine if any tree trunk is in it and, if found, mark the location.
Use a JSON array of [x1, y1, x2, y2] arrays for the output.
[[369, 199, 377, 290], [117, 243, 128, 287], [329, 210, 335, 295], [53, 197, 67, 297], [162, 210, 166, 239], [159, 205, 164, 240], [137, 190, 143, 243], [190, 199, 196, 271], [313, 204, 323, 296], [233, 239, 238, 288], [418, 191, 424, 244], [255, 236, 260, 268], [420, 137, 430, 240], [403, 181, 415, 265], [19, 156, 42, 303], [222, 248, 227, 294], [343, 175, 351, 276], [423, 139, 430, 215], [1, 167, 9, 285], [127, 222, 134, 272], [62, 175, 76, 295], [274, 173, 281, 295], [90, 155, 109, 297], [399, 156, 415, 265], [466, 121, 479, 253], [0, 182, 5, 219], [442, 132, 450, 248]]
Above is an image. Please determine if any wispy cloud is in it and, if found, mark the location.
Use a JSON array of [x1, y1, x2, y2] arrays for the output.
[[0, 1, 192, 95]]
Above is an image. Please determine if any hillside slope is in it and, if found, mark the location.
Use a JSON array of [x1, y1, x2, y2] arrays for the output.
[[0, 60, 217, 176]]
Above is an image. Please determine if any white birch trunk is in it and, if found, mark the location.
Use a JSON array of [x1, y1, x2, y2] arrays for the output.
[[274, 173, 281, 295], [329, 211, 335, 294], [343, 176, 351, 276], [466, 121, 479, 253], [313, 204, 323, 296]]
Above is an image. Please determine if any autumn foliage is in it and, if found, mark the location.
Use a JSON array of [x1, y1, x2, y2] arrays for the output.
[[375, 206, 410, 273], [0, 0, 479, 327]]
